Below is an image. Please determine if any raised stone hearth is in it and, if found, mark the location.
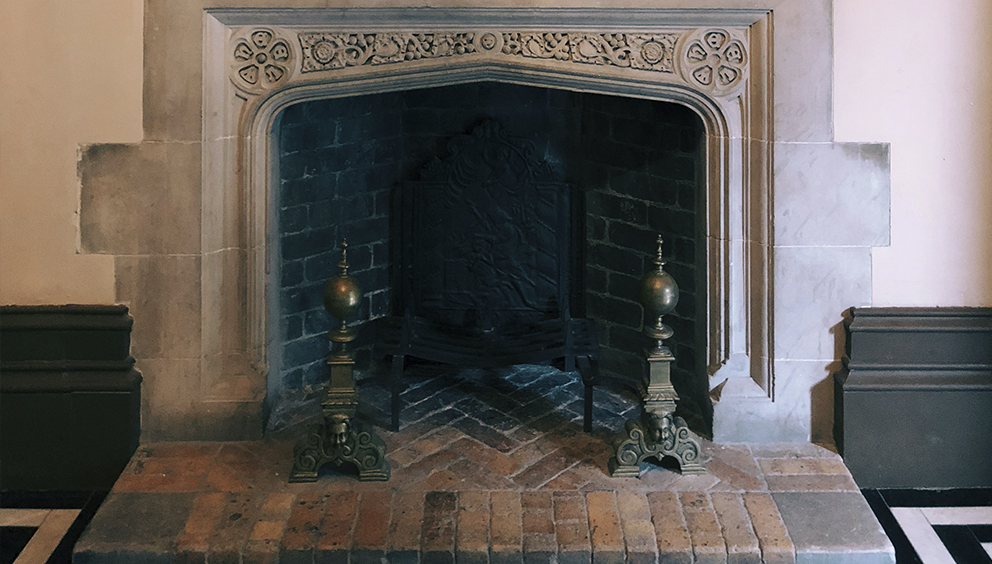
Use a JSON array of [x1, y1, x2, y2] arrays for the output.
[[75, 365, 894, 563]]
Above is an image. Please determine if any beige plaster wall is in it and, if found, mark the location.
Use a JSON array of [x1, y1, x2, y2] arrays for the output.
[[1, 0, 988, 311], [835, 0, 992, 306], [0, 0, 141, 305]]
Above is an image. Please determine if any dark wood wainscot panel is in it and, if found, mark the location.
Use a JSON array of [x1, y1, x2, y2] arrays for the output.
[[0, 305, 141, 490], [836, 307, 992, 488]]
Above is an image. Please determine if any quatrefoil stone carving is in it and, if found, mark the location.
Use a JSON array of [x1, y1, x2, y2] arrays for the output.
[[678, 29, 748, 98], [231, 29, 293, 94]]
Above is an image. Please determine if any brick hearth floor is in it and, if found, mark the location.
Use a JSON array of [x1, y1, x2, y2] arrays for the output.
[[74, 365, 894, 563]]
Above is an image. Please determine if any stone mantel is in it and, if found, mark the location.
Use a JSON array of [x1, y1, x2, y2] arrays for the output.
[[217, 10, 755, 100], [78, 0, 889, 443], [207, 6, 772, 429]]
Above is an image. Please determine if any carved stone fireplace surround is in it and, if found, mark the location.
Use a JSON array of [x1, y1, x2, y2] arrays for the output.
[[79, 0, 889, 443]]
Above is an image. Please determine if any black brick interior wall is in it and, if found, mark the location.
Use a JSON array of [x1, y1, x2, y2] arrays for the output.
[[274, 83, 707, 432], [278, 95, 400, 403], [579, 94, 707, 431]]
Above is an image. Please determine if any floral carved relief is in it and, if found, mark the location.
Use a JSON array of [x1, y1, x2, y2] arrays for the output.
[[231, 29, 293, 94], [299, 33, 482, 72], [297, 31, 684, 77], [677, 29, 748, 97], [228, 28, 751, 100]]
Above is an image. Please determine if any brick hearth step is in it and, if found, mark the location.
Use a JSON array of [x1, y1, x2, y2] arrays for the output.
[[74, 369, 893, 563], [73, 440, 893, 564]]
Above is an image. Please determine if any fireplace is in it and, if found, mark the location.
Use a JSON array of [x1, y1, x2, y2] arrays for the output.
[[77, 3, 889, 443], [269, 82, 710, 433], [223, 9, 778, 440]]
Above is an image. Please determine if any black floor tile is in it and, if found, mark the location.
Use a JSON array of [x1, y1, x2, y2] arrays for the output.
[[880, 488, 992, 508], [0, 527, 36, 564], [973, 524, 992, 542], [864, 487, 992, 564], [933, 525, 992, 564]]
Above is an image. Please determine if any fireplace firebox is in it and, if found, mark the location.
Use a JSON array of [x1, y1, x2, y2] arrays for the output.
[[375, 119, 600, 432], [271, 82, 707, 434]]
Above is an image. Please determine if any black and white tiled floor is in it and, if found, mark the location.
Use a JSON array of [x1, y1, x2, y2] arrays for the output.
[[0, 491, 106, 564], [3, 485, 987, 563], [864, 488, 992, 564]]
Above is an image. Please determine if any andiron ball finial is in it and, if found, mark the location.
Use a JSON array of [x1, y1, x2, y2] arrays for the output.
[[639, 235, 679, 343], [322, 239, 362, 349]]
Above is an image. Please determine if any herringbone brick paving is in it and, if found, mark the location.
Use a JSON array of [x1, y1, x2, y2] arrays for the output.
[[76, 365, 863, 564]]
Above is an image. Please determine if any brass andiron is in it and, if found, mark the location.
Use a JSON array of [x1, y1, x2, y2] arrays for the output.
[[609, 235, 705, 477], [290, 240, 390, 482]]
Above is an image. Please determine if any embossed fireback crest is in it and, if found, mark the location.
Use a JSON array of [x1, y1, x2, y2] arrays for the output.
[[298, 31, 683, 76], [231, 28, 294, 94], [419, 120, 560, 184], [408, 120, 567, 330]]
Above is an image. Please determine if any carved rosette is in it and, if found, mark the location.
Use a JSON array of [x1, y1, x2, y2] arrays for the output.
[[677, 28, 748, 98], [231, 29, 293, 94], [297, 31, 682, 75]]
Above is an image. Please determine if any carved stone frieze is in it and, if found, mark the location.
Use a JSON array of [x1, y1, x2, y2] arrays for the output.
[[299, 32, 483, 72], [227, 27, 751, 99], [231, 28, 294, 95], [297, 31, 687, 77], [676, 28, 748, 97]]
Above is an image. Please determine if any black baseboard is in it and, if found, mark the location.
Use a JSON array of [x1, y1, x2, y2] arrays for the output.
[[0, 305, 141, 491], [837, 307, 992, 488]]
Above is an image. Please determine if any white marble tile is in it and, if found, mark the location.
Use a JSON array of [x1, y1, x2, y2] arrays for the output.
[[773, 246, 871, 360], [920, 506, 992, 525], [890, 507, 956, 564], [15, 509, 79, 564], [774, 142, 890, 247], [771, 0, 834, 143], [0, 508, 49, 527]]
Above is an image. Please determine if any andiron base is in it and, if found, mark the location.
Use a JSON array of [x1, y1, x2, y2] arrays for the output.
[[289, 416, 390, 482], [608, 411, 705, 477]]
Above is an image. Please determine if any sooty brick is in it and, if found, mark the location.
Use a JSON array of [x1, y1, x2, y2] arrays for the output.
[[281, 227, 336, 262], [285, 314, 303, 341], [587, 243, 642, 277], [588, 192, 647, 226], [281, 261, 304, 289], [282, 335, 327, 372]]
